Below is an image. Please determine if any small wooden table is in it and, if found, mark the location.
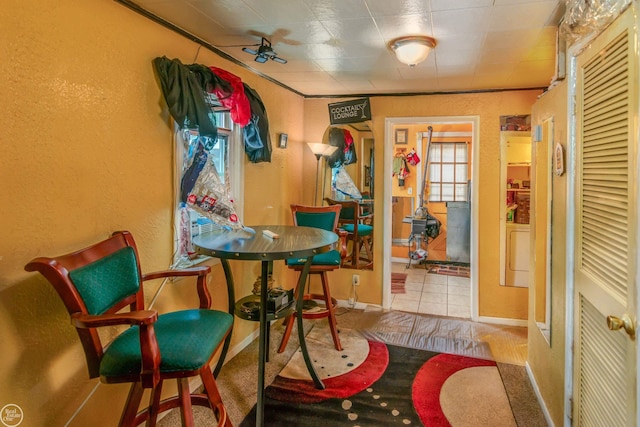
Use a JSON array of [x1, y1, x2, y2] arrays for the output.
[[193, 225, 337, 427]]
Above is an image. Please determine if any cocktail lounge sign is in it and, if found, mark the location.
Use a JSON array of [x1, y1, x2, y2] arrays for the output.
[[328, 98, 371, 124]]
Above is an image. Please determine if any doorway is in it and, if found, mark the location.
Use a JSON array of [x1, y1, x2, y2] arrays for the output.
[[382, 116, 479, 320]]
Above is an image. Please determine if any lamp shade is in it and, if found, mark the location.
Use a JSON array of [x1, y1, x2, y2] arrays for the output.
[[307, 142, 338, 157], [389, 36, 437, 67]]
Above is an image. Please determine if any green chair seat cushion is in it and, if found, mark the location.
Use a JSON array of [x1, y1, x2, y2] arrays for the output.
[[340, 224, 373, 236], [100, 309, 233, 378], [286, 249, 341, 266]]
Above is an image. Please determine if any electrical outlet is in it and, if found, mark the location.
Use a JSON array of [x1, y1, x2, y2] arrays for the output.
[[352, 274, 360, 286]]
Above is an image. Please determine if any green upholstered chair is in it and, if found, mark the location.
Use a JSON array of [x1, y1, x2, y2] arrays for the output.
[[360, 191, 374, 224], [278, 204, 346, 353], [324, 198, 374, 269], [25, 231, 233, 427]]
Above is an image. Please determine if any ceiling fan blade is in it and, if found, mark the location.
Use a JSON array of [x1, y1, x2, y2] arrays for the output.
[[242, 47, 258, 55], [272, 56, 287, 64], [254, 55, 268, 63]]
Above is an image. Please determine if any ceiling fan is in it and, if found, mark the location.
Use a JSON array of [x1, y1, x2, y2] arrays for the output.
[[242, 37, 287, 64]]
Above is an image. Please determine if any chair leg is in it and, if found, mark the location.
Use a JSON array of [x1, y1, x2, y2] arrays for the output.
[[361, 237, 373, 264], [352, 235, 360, 268], [177, 378, 194, 427], [146, 381, 163, 426], [278, 273, 304, 353], [119, 382, 144, 427], [200, 366, 232, 427], [320, 272, 342, 351], [277, 312, 296, 353]]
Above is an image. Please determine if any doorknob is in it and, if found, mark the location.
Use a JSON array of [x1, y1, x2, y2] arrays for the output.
[[606, 314, 636, 339]]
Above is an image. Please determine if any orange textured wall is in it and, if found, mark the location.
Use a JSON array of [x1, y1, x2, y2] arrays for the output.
[[0, 0, 304, 425], [305, 90, 541, 319]]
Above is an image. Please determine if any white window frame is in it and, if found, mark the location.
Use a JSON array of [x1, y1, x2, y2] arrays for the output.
[[173, 110, 244, 267], [428, 141, 469, 202]]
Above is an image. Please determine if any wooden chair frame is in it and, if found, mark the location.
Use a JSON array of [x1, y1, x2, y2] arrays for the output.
[[25, 231, 232, 427], [278, 204, 347, 353], [324, 198, 374, 269]]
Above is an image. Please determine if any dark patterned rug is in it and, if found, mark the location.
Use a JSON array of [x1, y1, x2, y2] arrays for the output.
[[240, 331, 517, 426]]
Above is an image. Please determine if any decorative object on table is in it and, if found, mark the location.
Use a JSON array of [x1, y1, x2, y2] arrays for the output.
[[395, 128, 408, 144], [25, 231, 234, 427], [252, 274, 275, 295], [278, 133, 288, 148]]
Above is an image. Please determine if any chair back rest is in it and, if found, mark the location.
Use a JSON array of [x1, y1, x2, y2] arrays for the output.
[[24, 231, 145, 378], [360, 191, 373, 215], [324, 198, 360, 225], [290, 204, 341, 232]]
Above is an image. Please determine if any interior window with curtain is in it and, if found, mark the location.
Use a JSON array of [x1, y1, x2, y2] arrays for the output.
[[173, 110, 243, 266], [428, 142, 469, 202]]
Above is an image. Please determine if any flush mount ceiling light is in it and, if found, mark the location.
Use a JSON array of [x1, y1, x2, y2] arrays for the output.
[[389, 36, 437, 67]]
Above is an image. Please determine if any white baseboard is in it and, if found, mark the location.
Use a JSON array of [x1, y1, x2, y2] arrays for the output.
[[476, 315, 528, 327], [525, 361, 555, 427], [337, 299, 370, 310]]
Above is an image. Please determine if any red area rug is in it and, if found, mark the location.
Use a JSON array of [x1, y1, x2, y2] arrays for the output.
[[425, 263, 471, 278], [391, 272, 407, 294], [240, 340, 514, 426]]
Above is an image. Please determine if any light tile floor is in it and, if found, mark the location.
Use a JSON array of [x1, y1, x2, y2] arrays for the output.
[[391, 262, 471, 319]]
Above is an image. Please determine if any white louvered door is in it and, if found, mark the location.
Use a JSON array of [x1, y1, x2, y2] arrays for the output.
[[573, 6, 638, 427]]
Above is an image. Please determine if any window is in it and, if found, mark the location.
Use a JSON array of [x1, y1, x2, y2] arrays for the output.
[[428, 142, 469, 202], [173, 110, 244, 266]]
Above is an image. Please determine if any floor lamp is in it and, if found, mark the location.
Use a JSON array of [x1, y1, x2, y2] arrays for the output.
[[307, 143, 338, 205]]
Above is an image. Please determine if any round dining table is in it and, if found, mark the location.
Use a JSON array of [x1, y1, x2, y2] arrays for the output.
[[192, 224, 338, 427]]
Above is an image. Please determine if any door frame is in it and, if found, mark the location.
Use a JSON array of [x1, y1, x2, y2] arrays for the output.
[[382, 116, 480, 321]]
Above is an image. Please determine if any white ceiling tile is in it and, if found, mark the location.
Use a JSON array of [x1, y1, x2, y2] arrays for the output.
[[190, 0, 266, 28], [438, 75, 476, 91], [320, 18, 384, 43], [475, 61, 511, 74], [244, 22, 334, 46], [374, 14, 434, 42], [431, 8, 490, 36], [123, 0, 562, 95], [241, 0, 315, 24], [435, 50, 478, 68], [483, 2, 560, 31], [338, 79, 378, 92], [302, 0, 373, 20], [434, 33, 485, 52], [472, 72, 513, 89], [365, 0, 431, 17], [267, 71, 337, 82], [430, 0, 493, 12], [483, 29, 542, 50], [521, 44, 556, 61]]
